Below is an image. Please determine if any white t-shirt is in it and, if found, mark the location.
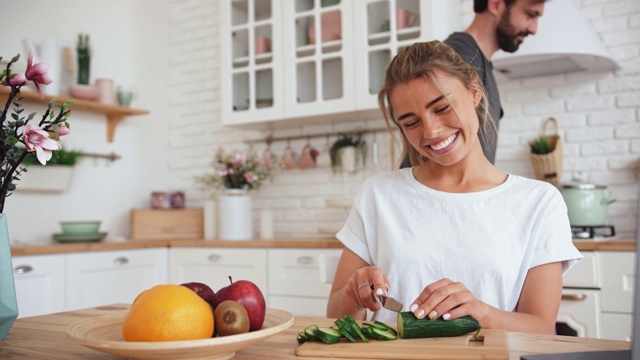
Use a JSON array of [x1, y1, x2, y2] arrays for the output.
[[336, 169, 582, 324]]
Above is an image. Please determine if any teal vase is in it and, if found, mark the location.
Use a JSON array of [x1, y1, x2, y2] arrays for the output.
[[0, 214, 18, 340]]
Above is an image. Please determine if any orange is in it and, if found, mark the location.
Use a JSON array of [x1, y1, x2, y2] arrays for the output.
[[122, 284, 214, 342]]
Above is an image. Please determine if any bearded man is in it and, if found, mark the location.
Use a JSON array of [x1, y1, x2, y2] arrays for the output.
[[401, 0, 545, 167]]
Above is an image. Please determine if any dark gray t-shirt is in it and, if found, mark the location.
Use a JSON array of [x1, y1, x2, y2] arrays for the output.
[[400, 32, 503, 167]]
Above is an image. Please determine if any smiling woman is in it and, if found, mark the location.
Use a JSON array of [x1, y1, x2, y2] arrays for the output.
[[326, 40, 582, 336]]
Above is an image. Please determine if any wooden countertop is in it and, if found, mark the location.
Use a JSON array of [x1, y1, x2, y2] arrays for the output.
[[0, 304, 631, 359], [10, 237, 635, 256], [10, 238, 345, 256]]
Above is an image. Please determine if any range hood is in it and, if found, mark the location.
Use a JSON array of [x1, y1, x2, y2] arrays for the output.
[[492, 0, 620, 80]]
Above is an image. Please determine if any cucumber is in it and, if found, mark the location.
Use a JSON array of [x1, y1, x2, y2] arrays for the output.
[[363, 326, 397, 341], [374, 320, 398, 336], [314, 327, 342, 344], [342, 315, 368, 342], [397, 312, 481, 339], [304, 324, 319, 339]]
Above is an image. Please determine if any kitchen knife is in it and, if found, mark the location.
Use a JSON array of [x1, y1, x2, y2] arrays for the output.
[[376, 294, 403, 312]]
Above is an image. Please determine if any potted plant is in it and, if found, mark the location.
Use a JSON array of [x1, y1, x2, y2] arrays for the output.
[[329, 132, 366, 173], [18, 148, 83, 192], [528, 117, 563, 185]]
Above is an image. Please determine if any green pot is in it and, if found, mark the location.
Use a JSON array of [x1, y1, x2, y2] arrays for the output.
[[559, 183, 616, 226]]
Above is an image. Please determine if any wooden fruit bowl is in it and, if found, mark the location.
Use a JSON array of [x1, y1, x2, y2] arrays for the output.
[[66, 308, 294, 360]]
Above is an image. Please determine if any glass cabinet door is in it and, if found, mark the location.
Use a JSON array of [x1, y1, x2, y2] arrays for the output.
[[354, 0, 460, 110], [282, 0, 356, 118], [221, 0, 283, 125]]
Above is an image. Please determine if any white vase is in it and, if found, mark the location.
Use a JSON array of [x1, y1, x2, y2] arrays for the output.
[[218, 188, 253, 240]]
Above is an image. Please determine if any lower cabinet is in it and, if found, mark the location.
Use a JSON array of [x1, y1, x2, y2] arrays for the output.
[[598, 251, 636, 340], [168, 247, 268, 292], [12, 254, 66, 318], [66, 248, 168, 311], [168, 247, 343, 317], [267, 248, 342, 317]]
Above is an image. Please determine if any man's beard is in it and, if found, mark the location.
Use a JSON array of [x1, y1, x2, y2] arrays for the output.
[[495, 8, 528, 53]]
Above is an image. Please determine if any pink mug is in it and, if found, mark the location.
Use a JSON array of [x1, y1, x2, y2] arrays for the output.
[[255, 36, 271, 55], [396, 8, 418, 30]]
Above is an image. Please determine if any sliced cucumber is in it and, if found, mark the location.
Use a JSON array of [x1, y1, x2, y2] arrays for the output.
[[303, 324, 319, 339], [374, 320, 398, 336], [314, 327, 342, 344], [342, 314, 368, 342], [363, 326, 397, 341]]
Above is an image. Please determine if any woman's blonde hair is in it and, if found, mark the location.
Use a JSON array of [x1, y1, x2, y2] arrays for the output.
[[377, 40, 495, 167]]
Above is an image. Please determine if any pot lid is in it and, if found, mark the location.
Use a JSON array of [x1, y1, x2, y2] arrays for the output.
[[561, 183, 606, 190]]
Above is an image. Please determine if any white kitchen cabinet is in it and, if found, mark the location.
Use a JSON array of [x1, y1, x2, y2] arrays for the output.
[[11, 254, 65, 318], [65, 248, 168, 311], [168, 247, 268, 294], [220, 0, 285, 125], [267, 248, 342, 317], [220, 0, 459, 127], [598, 251, 635, 340], [353, 0, 460, 110]]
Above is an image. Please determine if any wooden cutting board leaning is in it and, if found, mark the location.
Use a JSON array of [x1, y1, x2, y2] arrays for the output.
[[295, 329, 508, 360]]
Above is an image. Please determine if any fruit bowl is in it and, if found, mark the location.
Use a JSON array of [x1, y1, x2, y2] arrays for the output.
[[66, 308, 294, 360]]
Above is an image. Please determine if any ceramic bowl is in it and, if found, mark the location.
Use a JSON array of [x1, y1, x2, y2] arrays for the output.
[[60, 221, 101, 234], [68, 85, 100, 101]]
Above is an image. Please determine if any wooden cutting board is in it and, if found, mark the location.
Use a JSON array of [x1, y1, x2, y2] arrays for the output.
[[295, 329, 508, 359]]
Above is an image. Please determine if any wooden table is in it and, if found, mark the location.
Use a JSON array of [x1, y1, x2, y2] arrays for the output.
[[0, 304, 631, 359]]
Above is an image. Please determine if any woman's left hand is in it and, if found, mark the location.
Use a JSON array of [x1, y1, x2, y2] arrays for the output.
[[409, 278, 489, 321]]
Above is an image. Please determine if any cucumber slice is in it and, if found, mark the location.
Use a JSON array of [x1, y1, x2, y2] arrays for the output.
[[303, 324, 319, 339], [374, 320, 398, 336], [314, 327, 342, 344], [342, 315, 368, 342], [366, 326, 397, 341]]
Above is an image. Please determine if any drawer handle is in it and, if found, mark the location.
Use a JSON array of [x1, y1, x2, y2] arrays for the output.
[[14, 265, 33, 274], [297, 256, 313, 265], [562, 293, 587, 301], [113, 257, 129, 266], [208, 254, 222, 262]]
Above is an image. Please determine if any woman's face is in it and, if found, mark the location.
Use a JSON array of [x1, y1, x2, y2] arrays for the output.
[[389, 73, 480, 167]]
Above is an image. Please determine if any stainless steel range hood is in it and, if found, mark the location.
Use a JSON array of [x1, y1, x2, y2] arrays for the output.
[[492, 0, 620, 80]]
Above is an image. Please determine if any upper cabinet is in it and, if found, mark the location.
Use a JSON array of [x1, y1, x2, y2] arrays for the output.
[[219, 0, 460, 128]]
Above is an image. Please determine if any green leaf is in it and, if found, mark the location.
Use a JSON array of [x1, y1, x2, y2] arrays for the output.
[[11, 113, 18, 120], [4, 136, 18, 145]]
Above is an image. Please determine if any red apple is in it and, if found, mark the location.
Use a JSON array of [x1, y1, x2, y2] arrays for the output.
[[180, 282, 216, 307], [213, 276, 266, 331]]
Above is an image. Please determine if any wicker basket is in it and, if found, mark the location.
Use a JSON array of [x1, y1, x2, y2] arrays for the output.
[[529, 117, 563, 185]]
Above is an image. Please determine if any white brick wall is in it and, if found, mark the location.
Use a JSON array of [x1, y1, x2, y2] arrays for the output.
[[168, 0, 639, 238]]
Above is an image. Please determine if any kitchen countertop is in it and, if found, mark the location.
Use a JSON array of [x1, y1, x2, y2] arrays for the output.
[[10, 237, 635, 256], [0, 303, 631, 359]]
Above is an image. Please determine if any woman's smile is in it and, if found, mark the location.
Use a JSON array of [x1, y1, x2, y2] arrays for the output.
[[427, 131, 459, 152]]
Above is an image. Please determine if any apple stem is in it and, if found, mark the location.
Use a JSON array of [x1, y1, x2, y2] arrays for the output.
[[228, 276, 233, 284]]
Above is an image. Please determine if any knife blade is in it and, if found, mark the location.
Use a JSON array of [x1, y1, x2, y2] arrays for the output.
[[376, 295, 403, 312]]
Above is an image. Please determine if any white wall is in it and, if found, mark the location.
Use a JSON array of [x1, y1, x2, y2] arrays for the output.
[[1, 0, 637, 244], [0, 0, 172, 243]]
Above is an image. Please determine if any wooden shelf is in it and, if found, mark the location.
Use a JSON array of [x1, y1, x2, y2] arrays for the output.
[[0, 87, 149, 142]]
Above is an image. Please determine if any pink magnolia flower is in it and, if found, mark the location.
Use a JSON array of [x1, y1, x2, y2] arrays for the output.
[[47, 123, 70, 136], [244, 172, 258, 183], [23, 123, 62, 165], [233, 153, 246, 165], [25, 48, 53, 98], [1, 72, 26, 86], [215, 166, 228, 176]]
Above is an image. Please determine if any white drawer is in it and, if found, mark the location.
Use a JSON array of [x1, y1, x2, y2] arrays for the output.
[[563, 251, 600, 288], [599, 251, 635, 313], [267, 249, 341, 298]]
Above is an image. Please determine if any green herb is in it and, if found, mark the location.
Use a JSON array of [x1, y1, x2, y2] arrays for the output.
[[329, 132, 366, 169], [529, 136, 551, 155], [22, 148, 84, 166]]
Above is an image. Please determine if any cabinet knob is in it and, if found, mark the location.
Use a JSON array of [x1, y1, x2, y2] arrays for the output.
[[297, 256, 314, 265], [561, 293, 587, 301], [208, 254, 222, 262], [14, 265, 33, 274], [113, 257, 129, 266]]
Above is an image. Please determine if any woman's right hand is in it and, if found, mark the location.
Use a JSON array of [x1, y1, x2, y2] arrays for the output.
[[345, 266, 391, 312]]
